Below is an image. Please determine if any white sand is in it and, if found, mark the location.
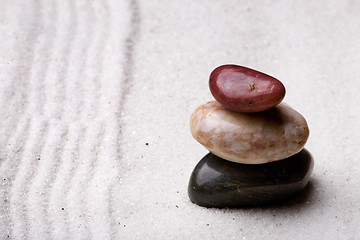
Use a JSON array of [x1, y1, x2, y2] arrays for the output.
[[1, 0, 360, 239]]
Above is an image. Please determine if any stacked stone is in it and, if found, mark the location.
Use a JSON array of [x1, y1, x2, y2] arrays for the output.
[[188, 65, 314, 208]]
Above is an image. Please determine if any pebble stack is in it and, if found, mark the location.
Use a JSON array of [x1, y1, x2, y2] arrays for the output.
[[188, 65, 313, 208]]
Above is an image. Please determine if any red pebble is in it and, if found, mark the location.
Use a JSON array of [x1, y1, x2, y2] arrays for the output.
[[209, 65, 286, 113]]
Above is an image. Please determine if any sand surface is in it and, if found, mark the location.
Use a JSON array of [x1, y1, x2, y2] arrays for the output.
[[1, 0, 360, 239]]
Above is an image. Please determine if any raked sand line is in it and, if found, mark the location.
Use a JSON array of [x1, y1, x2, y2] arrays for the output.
[[58, 3, 95, 236], [9, 1, 58, 238], [84, 0, 131, 238], [48, 1, 92, 238], [66, 1, 110, 238], [109, 0, 140, 237], [0, 1, 42, 238], [26, 0, 76, 237], [61, 10, 96, 240], [44, 0, 77, 238]]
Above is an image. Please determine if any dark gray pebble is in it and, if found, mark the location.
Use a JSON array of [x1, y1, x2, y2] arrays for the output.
[[188, 149, 314, 208]]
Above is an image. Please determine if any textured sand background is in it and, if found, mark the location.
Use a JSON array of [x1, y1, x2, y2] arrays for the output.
[[1, 0, 360, 239]]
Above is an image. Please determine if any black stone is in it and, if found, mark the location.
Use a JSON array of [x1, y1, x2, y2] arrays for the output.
[[188, 149, 314, 208]]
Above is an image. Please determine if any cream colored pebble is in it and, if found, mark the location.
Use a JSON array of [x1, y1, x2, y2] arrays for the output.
[[190, 101, 309, 164]]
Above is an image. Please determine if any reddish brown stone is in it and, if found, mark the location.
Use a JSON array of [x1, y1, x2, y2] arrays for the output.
[[209, 65, 286, 112]]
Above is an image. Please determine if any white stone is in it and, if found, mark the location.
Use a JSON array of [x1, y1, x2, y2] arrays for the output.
[[190, 101, 309, 164]]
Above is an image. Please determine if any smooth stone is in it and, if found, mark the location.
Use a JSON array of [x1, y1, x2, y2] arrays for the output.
[[188, 149, 314, 208], [209, 65, 286, 113], [190, 100, 309, 164]]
